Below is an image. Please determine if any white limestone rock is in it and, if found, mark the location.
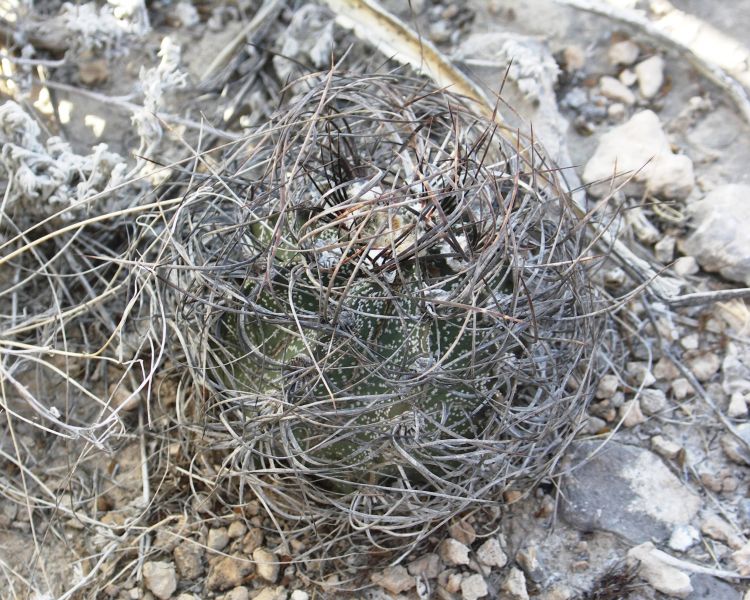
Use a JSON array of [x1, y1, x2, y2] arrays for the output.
[[582, 110, 694, 199], [680, 184, 750, 286]]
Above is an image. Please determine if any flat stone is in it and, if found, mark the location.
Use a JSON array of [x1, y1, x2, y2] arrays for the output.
[[651, 435, 682, 460], [640, 389, 667, 415], [721, 424, 750, 465], [687, 574, 742, 599], [729, 392, 749, 418], [407, 553, 440, 579], [628, 542, 692, 598], [560, 441, 701, 544], [680, 184, 750, 286], [142, 561, 177, 600], [596, 374, 619, 399], [174, 541, 204, 580], [208, 527, 230, 551], [619, 399, 647, 427], [371, 565, 416, 595], [687, 353, 721, 382], [582, 110, 694, 199]]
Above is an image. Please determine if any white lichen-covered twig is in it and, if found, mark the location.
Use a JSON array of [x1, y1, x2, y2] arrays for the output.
[[59, 1, 149, 56], [0, 101, 127, 219], [131, 36, 188, 159]]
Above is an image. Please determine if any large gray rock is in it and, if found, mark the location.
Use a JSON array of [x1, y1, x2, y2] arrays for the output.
[[560, 441, 701, 543], [687, 574, 742, 600], [582, 110, 694, 199], [679, 184, 750, 286]]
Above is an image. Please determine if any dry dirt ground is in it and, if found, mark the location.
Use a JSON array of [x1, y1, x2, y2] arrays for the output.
[[2, 1, 750, 599]]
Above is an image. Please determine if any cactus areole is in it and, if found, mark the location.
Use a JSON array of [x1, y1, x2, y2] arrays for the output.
[[179, 74, 606, 527]]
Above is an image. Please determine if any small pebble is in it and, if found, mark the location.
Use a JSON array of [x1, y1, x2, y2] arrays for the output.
[[671, 378, 694, 400], [252, 587, 286, 600], [729, 392, 748, 418], [224, 587, 249, 600], [688, 352, 721, 382], [228, 521, 247, 539], [700, 471, 723, 493], [673, 256, 699, 277], [448, 519, 477, 546], [173, 541, 204, 580], [653, 357, 680, 381], [679, 333, 700, 351], [640, 388, 667, 415], [562, 45, 586, 71], [407, 553, 440, 579], [635, 55, 665, 98], [290, 592, 309, 600], [607, 102, 626, 121], [500, 567, 529, 600], [619, 68, 638, 87], [476, 537, 508, 568], [669, 524, 700, 552], [599, 76, 636, 105], [651, 435, 682, 459], [439, 538, 470, 566], [142, 561, 177, 600], [208, 527, 230, 551], [701, 514, 745, 549], [626, 362, 656, 387], [207, 555, 253, 592], [371, 565, 416, 595], [253, 547, 279, 583], [596, 374, 619, 399], [608, 40, 639, 66], [619, 399, 647, 427], [461, 573, 488, 600], [654, 236, 676, 263], [627, 543, 692, 597]]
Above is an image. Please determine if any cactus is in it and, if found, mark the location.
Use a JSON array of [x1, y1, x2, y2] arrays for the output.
[[176, 74, 606, 530]]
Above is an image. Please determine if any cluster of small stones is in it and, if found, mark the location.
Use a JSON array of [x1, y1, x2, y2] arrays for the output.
[[102, 500, 310, 600], [368, 518, 535, 600]]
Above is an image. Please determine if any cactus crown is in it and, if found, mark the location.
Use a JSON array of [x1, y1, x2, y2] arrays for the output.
[[171, 73, 608, 559]]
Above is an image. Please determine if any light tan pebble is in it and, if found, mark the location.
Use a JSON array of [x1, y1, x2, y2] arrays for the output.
[[516, 546, 542, 582], [439, 538, 470, 566], [701, 514, 745, 549], [563, 45, 586, 71], [734, 543, 750, 576], [407, 553, 440, 579], [252, 586, 286, 600], [729, 392, 749, 418], [723, 476, 740, 493], [176, 595, 201, 600], [448, 519, 476, 546], [700, 472, 723, 492], [476, 537, 507, 568], [651, 435, 682, 459], [671, 378, 694, 400], [619, 399, 647, 427], [461, 573, 488, 600], [207, 554, 253, 592], [608, 103, 626, 121], [208, 527, 230, 551], [500, 567, 529, 600], [142, 561, 177, 600], [688, 352, 721, 382], [636, 55, 665, 98], [253, 547, 279, 583], [600, 76, 636, 105], [290, 592, 309, 600], [504, 490, 523, 504], [242, 528, 264, 555], [445, 571, 463, 594], [371, 565, 415, 595], [540, 584, 573, 600], [224, 587, 249, 600], [608, 40, 639, 66], [679, 333, 700, 351], [596, 374, 619, 399], [173, 541, 204, 580], [626, 362, 656, 387], [654, 357, 680, 381], [619, 68, 638, 86], [228, 521, 247, 539], [582, 416, 607, 435], [628, 543, 692, 597], [673, 256, 699, 277]]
